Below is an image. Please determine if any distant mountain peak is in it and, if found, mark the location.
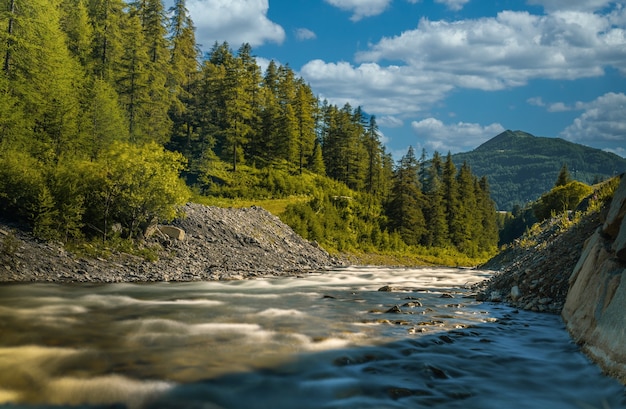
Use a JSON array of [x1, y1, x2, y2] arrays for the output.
[[475, 130, 536, 152]]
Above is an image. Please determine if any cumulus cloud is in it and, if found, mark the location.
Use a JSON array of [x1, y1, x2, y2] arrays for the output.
[[295, 28, 317, 41], [356, 10, 625, 84], [188, 0, 285, 48], [301, 6, 625, 118], [435, 0, 470, 12], [324, 0, 392, 21], [560, 92, 626, 146], [410, 118, 505, 153], [300, 60, 454, 115]]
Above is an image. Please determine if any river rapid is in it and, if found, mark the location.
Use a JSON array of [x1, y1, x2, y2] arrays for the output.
[[0, 266, 624, 409]]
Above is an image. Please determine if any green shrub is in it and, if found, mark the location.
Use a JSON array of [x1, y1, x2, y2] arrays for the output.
[[533, 181, 593, 221]]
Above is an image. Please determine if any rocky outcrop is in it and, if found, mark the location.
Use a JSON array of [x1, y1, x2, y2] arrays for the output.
[[562, 175, 626, 384], [0, 203, 342, 283]]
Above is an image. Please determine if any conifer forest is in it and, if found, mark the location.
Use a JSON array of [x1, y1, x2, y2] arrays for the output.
[[0, 0, 499, 260]]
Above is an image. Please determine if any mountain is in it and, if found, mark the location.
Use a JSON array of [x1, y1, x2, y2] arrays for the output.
[[452, 130, 626, 211]]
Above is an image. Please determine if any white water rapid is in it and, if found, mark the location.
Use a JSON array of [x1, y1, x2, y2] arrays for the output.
[[0, 266, 624, 408]]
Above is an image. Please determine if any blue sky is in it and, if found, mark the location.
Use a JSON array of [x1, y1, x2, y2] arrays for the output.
[[183, 0, 626, 158]]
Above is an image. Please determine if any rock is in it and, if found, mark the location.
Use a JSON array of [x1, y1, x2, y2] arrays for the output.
[[489, 291, 502, 302], [385, 305, 402, 314], [378, 285, 393, 292], [603, 174, 626, 238], [159, 225, 186, 241], [510, 285, 521, 301], [612, 215, 626, 261]]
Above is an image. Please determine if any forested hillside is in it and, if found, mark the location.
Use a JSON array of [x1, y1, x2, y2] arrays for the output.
[[452, 130, 626, 211], [0, 0, 498, 262]]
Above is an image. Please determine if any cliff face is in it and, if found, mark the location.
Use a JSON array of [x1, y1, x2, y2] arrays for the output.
[[562, 175, 626, 384]]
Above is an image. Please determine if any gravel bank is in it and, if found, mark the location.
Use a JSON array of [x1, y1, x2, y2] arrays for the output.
[[0, 203, 343, 283]]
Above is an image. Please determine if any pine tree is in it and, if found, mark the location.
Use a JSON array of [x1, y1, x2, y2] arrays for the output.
[[386, 146, 426, 245], [364, 115, 383, 196], [167, 0, 200, 159], [59, 0, 93, 68], [1, 0, 83, 159], [116, 8, 150, 143], [293, 78, 317, 174], [88, 0, 125, 82], [136, 0, 172, 144], [442, 152, 460, 246], [423, 151, 448, 247], [555, 163, 572, 187], [455, 161, 478, 254]]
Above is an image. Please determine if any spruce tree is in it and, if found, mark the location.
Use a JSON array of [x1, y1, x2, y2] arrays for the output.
[[387, 146, 426, 245], [555, 163, 572, 187]]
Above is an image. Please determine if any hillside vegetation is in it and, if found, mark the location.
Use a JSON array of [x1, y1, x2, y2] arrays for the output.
[[452, 130, 626, 211], [0, 0, 498, 266]]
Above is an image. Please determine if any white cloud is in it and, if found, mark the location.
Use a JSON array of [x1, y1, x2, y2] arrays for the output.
[[187, 0, 285, 48], [410, 118, 505, 153], [527, 96, 546, 106], [301, 6, 625, 118], [526, 0, 615, 12], [300, 60, 454, 115], [324, 0, 392, 21], [295, 28, 317, 41], [356, 10, 626, 84], [435, 0, 470, 12], [560, 92, 626, 146]]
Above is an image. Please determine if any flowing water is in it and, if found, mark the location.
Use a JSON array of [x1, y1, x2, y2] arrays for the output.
[[0, 266, 624, 409]]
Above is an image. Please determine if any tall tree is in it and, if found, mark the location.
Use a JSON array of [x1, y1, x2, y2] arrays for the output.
[[442, 152, 460, 246], [364, 115, 383, 196], [386, 146, 426, 245], [167, 0, 200, 162], [423, 151, 448, 247], [293, 78, 317, 173], [59, 0, 93, 68], [88, 0, 125, 81], [116, 8, 150, 142]]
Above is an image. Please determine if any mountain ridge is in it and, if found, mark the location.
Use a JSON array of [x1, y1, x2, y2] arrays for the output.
[[452, 130, 626, 211]]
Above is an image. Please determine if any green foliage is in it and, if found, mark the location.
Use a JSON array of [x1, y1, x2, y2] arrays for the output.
[[89, 142, 190, 238], [0, 0, 502, 266], [0, 151, 46, 221], [532, 181, 593, 221]]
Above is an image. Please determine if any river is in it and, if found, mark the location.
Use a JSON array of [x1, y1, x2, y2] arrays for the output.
[[0, 266, 624, 408]]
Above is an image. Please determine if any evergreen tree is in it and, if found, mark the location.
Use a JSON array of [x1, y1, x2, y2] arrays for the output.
[[167, 0, 200, 160], [364, 115, 383, 196], [442, 152, 460, 246], [423, 151, 448, 247], [386, 146, 426, 245], [59, 0, 93, 67], [455, 161, 478, 254], [116, 9, 150, 143], [88, 0, 125, 81], [1, 0, 83, 159], [293, 78, 317, 173], [555, 163, 572, 187]]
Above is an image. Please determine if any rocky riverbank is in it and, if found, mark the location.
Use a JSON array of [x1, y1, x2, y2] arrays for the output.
[[475, 210, 601, 314], [0, 203, 343, 283]]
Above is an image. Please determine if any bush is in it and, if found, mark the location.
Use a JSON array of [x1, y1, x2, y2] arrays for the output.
[[533, 181, 593, 221]]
